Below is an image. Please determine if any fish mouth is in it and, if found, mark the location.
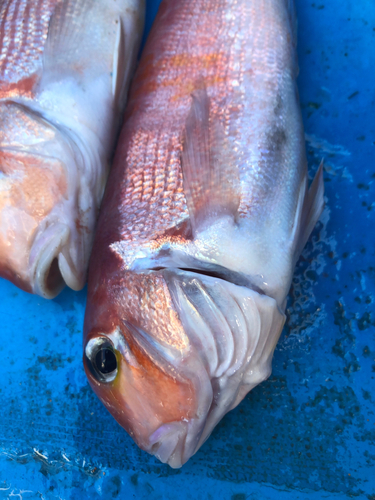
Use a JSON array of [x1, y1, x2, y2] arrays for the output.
[[29, 221, 85, 298], [148, 419, 204, 469], [149, 422, 188, 468]]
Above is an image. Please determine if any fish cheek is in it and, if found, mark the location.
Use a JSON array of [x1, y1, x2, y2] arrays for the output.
[[130, 340, 196, 423], [0, 150, 67, 284], [0, 151, 67, 218]]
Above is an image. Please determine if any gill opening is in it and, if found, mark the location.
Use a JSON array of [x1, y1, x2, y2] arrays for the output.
[[149, 266, 265, 295], [150, 266, 224, 280]]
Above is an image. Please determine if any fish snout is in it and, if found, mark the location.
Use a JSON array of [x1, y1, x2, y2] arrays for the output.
[[148, 421, 189, 468], [0, 147, 70, 296]]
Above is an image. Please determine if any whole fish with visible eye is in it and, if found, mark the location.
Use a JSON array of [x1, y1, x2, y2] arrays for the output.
[[0, 0, 144, 297], [83, 0, 324, 468]]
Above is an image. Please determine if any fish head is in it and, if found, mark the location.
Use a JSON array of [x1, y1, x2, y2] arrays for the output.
[[84, 252, 285, 467], [0, 102, 99, 297], [83, 258, 212, 468]]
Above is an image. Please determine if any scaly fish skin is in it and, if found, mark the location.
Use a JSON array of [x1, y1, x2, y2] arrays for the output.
[[0, 0, 145, 297], [84, 0, 324, 467]]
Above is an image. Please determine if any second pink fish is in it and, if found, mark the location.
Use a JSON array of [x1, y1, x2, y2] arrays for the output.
[[0, 0, 144, 297]]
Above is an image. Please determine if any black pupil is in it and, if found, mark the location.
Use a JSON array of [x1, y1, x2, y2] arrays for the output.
[[95, 347, 117, 375]]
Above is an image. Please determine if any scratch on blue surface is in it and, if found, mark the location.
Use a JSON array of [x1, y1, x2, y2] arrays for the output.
[[0, 0, 375, 499]]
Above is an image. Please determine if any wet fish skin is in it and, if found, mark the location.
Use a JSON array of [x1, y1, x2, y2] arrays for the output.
[[0, 0, 145, 297], [84, 0, 324, 467]]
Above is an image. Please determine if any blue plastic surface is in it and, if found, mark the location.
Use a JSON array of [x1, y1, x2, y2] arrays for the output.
[[0, 1, 374, 498]]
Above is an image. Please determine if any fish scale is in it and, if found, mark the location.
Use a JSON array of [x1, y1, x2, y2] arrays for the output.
[[0, 0, 58, 85]]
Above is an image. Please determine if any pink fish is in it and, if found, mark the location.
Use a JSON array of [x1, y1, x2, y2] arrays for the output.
[[84, 0, 324, 467], [0, 0, 144, 297]]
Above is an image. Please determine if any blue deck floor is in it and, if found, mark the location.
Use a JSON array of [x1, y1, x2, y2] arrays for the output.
[[0, 0, 374, 498]]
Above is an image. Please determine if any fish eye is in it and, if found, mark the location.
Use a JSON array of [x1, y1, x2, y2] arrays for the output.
[[85, 337, 118, 383], [95, 346, 117, 374]]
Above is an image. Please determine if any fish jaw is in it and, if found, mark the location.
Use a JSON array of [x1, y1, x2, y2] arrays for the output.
[[84, 253, 285, 467], [0, 150, 65, 294]]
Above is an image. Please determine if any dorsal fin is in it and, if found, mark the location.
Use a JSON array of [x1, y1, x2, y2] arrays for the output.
[[181, 88, 240, 236]]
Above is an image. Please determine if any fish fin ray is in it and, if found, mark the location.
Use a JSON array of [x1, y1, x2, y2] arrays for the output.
[[44, 0, 92, 73], [295, 161, 325, 259], [181, 88, 240, 236], [44, 0, 122, 80]]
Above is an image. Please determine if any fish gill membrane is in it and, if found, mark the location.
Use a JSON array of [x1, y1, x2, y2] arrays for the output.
[[0, 0, 145, 297], [84, 87, 324, 468]]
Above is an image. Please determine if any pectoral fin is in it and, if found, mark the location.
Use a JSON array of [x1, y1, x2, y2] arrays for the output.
[[181, 88, 240, 236], [44, 0, 122, 85], [44, 0, 92, 73]]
